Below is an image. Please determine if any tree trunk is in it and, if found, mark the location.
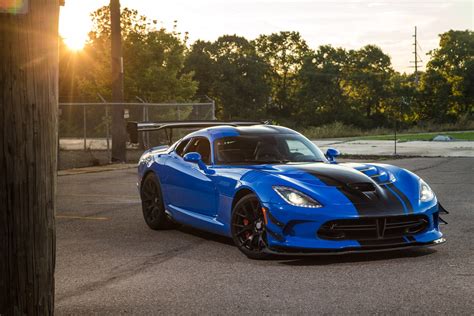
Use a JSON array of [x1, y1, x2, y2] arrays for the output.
[[0, 0, 59, 314]]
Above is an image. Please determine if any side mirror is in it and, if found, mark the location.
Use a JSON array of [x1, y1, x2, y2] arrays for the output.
[[326, 148, 341, 164], [183, 152, 202, 163], [183, 152, 215, 175]]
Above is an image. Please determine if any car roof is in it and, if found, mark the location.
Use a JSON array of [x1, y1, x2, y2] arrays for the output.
[[184, 124, 299, 141]]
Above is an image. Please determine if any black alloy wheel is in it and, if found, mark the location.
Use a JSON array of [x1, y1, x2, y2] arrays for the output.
[[231, 194, 270, 259], [140, 173, 175, 230]]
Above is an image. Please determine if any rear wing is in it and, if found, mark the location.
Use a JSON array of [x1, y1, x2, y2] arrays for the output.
[[126, 120, 263, 145]]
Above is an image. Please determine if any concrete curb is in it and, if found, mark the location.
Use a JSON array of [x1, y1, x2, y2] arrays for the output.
[[58, 163, 137, 176], [313, 139, 474, 158]]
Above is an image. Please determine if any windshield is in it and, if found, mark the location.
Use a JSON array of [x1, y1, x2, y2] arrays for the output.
[[214, 134, 327, 165]]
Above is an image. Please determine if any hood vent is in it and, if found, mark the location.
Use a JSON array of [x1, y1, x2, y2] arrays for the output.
[[347, 182, 376, 193]]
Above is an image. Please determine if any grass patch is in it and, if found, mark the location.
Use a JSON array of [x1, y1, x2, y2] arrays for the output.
[[301, 122, 391, 139], [359, 131, 474, 141], [300, 118, 474, 140]]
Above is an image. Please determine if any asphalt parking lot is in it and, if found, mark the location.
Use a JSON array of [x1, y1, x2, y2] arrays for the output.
[[56, 158, 473, 315]]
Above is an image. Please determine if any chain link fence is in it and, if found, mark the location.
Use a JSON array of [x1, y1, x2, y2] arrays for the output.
[[58, 100, 215, 169]]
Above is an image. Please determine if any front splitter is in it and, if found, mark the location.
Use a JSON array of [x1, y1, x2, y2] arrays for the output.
[[263, 238, 446, 256]]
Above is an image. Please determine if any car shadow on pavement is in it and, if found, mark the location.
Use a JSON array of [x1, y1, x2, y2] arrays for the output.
[[277, 248, 437, 266], [175, 224, 438, 265], [177, 225, 235, 246]]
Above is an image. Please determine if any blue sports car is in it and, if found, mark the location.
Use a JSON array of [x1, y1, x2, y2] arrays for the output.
[[128, 121, 447, 259]]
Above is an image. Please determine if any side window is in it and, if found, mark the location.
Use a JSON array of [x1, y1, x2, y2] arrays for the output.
[[175, 139, 190, 157], [184, 137, 211, 164], [286, 139, 313, 156]]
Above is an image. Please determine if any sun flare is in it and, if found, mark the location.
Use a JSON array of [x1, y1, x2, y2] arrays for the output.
[[62, 33, 88, 51], [59, 4, 96, 51]]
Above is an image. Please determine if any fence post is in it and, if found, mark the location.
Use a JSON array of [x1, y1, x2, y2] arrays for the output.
[[136, 96, 149, 148], [211, 99, 216, 120], [146, 106, 150, 147], [98, 94, 111, 162], [83, 104, 87, 151], [105, 106, 110, 161], [143, 103, 147, 148], [205, 95, 216, 120]]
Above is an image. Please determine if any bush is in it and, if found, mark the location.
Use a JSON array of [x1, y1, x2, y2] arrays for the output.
[[300, 122, 393, 139], [300, 116, 474, 139]]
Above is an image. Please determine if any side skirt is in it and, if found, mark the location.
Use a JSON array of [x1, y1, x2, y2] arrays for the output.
[[166, 204, 229, 236]]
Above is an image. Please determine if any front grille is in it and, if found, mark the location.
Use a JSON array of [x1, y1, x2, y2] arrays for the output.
[[317, 215, 429, 241]]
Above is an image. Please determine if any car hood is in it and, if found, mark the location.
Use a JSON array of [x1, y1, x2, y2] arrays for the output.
[[246, 162, 394, 188], [238, 162, 417, 215]]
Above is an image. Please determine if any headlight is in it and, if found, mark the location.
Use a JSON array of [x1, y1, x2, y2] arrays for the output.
[[419, 179, 434, 202], [273, 186, 322, 208]]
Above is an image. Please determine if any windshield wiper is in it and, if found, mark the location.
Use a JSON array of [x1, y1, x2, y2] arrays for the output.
[[227, 160, 290, 165], [296, 159, 325, 163]]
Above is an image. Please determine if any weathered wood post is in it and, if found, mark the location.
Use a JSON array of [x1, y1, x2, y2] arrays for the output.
[[110, 0, 126, 162], [0, 0, 60, 314]]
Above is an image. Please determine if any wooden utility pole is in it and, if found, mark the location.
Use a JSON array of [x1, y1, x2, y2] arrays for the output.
[[0, 0, 59, 314], [414, 26, 418, 85], [110, 0, 126, 162], [411, 26, 422, 86]]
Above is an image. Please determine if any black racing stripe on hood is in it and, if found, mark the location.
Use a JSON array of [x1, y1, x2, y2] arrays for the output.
[[297, 165, 375, 186], [336, 183, 405, 216], [298, 166, 406, 216], [386, 183, 413, 214]]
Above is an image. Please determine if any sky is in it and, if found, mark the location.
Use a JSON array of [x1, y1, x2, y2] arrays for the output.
[[59, 0, 473, 72]]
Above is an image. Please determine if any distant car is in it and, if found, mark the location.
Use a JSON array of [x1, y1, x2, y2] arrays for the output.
[[129, 121, 447, 259]]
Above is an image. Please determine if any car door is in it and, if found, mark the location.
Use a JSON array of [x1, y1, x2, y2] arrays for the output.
[[164, 136, 218, 217]]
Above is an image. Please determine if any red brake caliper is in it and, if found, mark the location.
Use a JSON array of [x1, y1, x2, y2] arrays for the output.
[[243, 218, 251, 239]]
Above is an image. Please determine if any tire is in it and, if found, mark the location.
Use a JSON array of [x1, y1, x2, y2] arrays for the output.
[[140, 173, 176, 230], [231, 193, 271, 260]]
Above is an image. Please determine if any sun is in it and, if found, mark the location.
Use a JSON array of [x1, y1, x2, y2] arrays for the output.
[[59, 4, 94, 51], [62, 33, 88, 51]]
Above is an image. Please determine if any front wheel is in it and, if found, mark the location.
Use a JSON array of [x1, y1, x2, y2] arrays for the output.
[[231, 194, 270, 260], [140, 173, 175, 230]]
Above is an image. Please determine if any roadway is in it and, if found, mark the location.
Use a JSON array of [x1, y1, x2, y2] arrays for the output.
[[55, 157, 474, 314]]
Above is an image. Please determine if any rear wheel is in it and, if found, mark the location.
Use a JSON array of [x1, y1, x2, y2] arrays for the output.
[[231, 194, 270, 260], [140, 173, 175, 230]]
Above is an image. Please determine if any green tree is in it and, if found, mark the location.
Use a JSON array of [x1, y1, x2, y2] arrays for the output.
[[123, 25, 197, 102], [342, 45, 394, 126], [184, 40, 217, 98], [385, 72, 419, 127], [185, 35, 270, 120], [212, 35, 270, 120], [60, 6, 197, 103], [419, 30, 473, 122], [296, 45, 352, 126], [58, 6, 198, 134], [254, 31, 310, 115]]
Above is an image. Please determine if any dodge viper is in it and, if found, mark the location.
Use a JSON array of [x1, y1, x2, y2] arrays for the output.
[[128, 121, 447, 259]]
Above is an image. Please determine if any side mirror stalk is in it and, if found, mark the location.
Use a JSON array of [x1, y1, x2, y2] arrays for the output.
[[183, 152, 215, 175]]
